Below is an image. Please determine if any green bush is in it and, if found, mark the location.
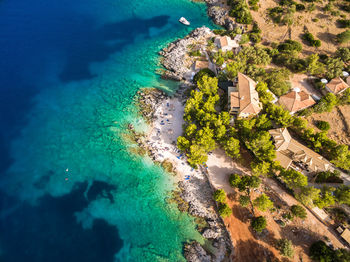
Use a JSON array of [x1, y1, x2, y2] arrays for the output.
[[290, 205, 307, 219], [310, 241, 334, 261], [189, 50, 201, 57], [239, 195, 250, 207], [336, 47, 350, 63], [268, 7, 284, 23], [251, 216, 267, 233], [193, 68, 215, 83], [218, 203, 232, 217], [302, 32, 321, 47], [249, 33, 262, 43], [213, 29, 227, 35], [277, 39, 303, 53], [316, 120, 330, 131], [213, 189, 227, 204], [337, 30, 350, 43], [229, 173, 241, 188], [296, 3, 306, 11], [277, 238, 294, 258]]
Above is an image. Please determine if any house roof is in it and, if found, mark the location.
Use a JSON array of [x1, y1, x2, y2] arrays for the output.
[[326, 77, 349, 94], [341, 229, 350, 245], [216, 36, 239, 49], [194, 60, 209, 70], [229, 73, 262, 116], [347, 76, 350, 86], [278, 90, 316, 113], [269, 128, 331, 172]]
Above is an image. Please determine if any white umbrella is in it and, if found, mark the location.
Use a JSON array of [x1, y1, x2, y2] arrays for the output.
[[342, 71, 349, 77], [321, 79, 328, 84]]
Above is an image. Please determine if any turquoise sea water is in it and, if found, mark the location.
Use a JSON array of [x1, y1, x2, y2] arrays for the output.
[[0, 0, 217, 261]]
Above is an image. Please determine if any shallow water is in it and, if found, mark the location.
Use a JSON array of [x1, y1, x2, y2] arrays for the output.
[[0, 0, 217, 261]]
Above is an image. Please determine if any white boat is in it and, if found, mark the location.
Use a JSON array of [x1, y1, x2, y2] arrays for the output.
[[179, 17, 190, 26]]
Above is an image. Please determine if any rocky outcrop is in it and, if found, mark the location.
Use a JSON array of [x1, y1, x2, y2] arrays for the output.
[[159, 27, 214, 81], [135, 88, 167, 123], [207, 5, 228, 26], [184, 242, 212, 262]]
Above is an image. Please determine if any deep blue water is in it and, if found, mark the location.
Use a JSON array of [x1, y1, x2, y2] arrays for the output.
[[0, 0, 216, 261]]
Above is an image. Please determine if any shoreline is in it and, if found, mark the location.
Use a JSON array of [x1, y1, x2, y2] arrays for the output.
[[134, 85, 234, 261]]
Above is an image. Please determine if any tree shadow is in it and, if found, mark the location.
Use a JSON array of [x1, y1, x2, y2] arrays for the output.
[[317, 31, 336, 45], [59, 15, 170, 83], [232, 239, 280, 262], [231, 203, 252, 223], [280, 225, 323, 254]]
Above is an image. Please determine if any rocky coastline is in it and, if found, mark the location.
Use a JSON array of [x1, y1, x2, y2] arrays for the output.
[[135, 84, 233, 262], [135, 3, 237, 261]]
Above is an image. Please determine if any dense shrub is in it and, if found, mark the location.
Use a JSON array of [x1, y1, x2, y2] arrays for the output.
[[251, 216, 267, 233], [278, 39, 303, 53], [239, 195, 250, 207], [229, 0, 253, 24], [218, 203, 232, 217], [268, 7, 284, 23], [213, 189, 227, 204], [188, 50, 201, 57], [335, 47, 350, 63], [296, 3, 306, 11], [291, 205, 307, 219], [316, 120, 330, 131], [302, 32, 321, 47], [277, 238, 294, 258]]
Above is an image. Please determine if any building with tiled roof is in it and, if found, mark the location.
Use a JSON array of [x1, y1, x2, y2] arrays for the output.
[[228, 73, 262, 118], [278, 89, 315, 114], [214, 36, 239, 52], [269, 128, 332, 173], [325, 77, 349, 94]]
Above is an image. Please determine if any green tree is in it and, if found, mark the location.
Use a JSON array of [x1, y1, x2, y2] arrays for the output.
[[193, 68, 215, 83], [177, 136, 190, 151], [277, 238, 294, 258], [314, 93, 338, 113], [310, 241, 334, 262], [187, 144, 208, 167], [185, 124, 197, 138], [263, 68, 291, 97], [334, 248, 350, 262], [290, 205, 307, 219], [239, 195, 250, 207], [197, 75, 218, 96], [335, 185, 350, 205], [314, 186, 336, 209], [229, 173, 242, 188], [292, 117, 308, 129], [296, 186, 321, 207], [325, 58, 344, 79], [266, 104, 293, 127], [253, 194, 274, 211], [251, 216, 267, 233], [256, 82, 274, 104], [280, 169, 308, 189], [316, 120, 330, 131], [213, 189, 227, 204], [331, 145, 350, 171], [305, 54, 325, 76], [335, 47, 350, 63], [245, 131, 276, 162], [218, 203, 232, 217], [251, 161, 271, 176], [238, 175, 261, 193], [222, 137, 241, 159]]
